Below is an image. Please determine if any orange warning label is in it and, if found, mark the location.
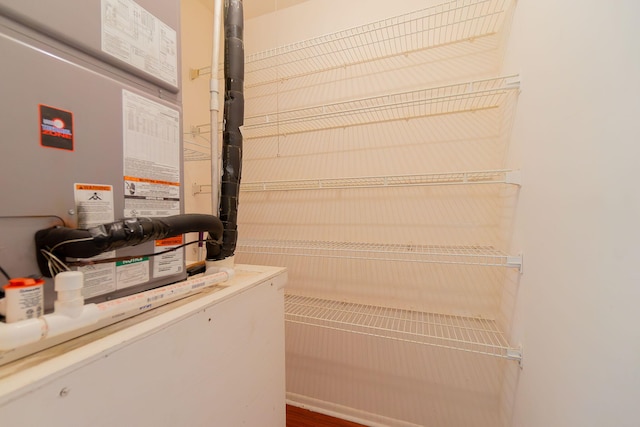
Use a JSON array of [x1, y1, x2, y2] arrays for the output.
[[156, 236, 183, 246], [124, 176, 180, 187], [75, 184, 112, 191]]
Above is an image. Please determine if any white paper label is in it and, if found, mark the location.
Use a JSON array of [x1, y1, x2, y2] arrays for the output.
[[101, 0, 178, 86], [153, 237, 184, 278], [81, 264, 117, 299], [74, 183, 117, 298], [116, 257, 150, 289], [74, 183, 114, 228], [122, 90, 181, 218]]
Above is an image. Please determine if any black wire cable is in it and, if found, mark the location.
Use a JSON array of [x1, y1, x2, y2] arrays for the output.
[[0, 215, 66, 227], [65, 238, 215, 267], [0, 265, 10, 281], [0, 265, 9, 299]]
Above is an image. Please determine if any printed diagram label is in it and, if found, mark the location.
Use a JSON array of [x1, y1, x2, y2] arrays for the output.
[[101, 0, 178, 86], [122, 90, 181, 218]]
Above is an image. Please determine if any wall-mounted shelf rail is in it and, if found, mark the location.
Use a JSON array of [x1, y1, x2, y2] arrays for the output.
[[245, 0, 511, 87], [285, 293, 522, 362], [243, 76, 519, 138], [237, 239, 522, 269], [240, 169, 521, 192]]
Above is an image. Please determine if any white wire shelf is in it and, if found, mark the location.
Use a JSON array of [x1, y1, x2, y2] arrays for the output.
[[285, 293, 522, 361], [236, 239, 522, 269], [183, 128, 213, 162], [184, 146, 211, 162], [245, 0, 511, 87], [240, 169, 521, 192], [242, 76, 519, 138], [192, 169, 521, 194]]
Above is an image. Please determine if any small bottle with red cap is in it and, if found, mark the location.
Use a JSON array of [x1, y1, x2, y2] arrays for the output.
[[2, 277, 45, 323]]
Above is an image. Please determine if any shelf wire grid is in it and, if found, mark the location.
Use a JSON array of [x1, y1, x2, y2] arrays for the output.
[[236, 239, 518, 268], [183, 134, 213, 162], [245, 0, 510, 87], [184, 146, 211, 162], [285, 293, 514, 359], [240, 169, 519, 192], [242, 76, 519, 138]]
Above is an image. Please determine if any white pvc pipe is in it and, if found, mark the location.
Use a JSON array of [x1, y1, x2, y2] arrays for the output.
[[43, 305, 101, 340], [0, 317, 45, 350], [96, 269, 232, 321], [0, 269, 233, 352]]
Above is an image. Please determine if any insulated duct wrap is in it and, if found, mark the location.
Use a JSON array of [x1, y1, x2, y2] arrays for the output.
[[35, 214, 223, 276], [216, 0, 244, 260]]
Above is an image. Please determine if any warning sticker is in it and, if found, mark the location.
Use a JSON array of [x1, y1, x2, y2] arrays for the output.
[[74, 183, 114, 228], [40, 104, 74, 151], [74, 183, 117, 298], [153, 236, 184, 278]]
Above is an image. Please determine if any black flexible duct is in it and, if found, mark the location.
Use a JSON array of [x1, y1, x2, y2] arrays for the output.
[[35, 214, 223, 277], [216, 0, 244, 260]]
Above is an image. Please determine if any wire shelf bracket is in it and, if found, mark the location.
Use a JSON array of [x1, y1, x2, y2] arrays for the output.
[[192, 183, 212, 196], [189, 65, 212, 80], [506, 344, 523, 367], [506, 253, 523, 273], [505, 170, 522, 186]]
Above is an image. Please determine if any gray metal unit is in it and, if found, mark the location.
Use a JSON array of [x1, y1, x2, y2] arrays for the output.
[[0, 0, 185, 307], [0, 0, 181, 95]]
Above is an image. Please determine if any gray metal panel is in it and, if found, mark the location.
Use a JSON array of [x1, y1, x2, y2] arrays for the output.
[[0, 0, 181, 93], [0, 15, 186, 305]]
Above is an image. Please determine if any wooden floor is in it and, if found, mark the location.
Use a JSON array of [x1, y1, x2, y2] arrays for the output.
[[286, 405, 366, 427]]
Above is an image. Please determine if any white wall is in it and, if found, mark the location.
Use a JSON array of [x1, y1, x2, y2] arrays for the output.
[[503, 1, 640, 426]]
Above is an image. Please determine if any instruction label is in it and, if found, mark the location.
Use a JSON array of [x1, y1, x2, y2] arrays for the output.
[[153, 236, 184, 278], [101, 0, 178, 86], [122, 90, 183, 280], [122, 90, 181, 218], [116, 257, 150, 289], [74, 183, 117, 298], [81, 264, 117, 299]]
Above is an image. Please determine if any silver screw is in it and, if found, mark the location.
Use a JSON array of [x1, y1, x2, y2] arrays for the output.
[[68, 209, 75, 216]]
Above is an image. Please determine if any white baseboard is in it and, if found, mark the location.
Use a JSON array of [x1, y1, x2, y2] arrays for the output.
[[286, 392, 423, 427]]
